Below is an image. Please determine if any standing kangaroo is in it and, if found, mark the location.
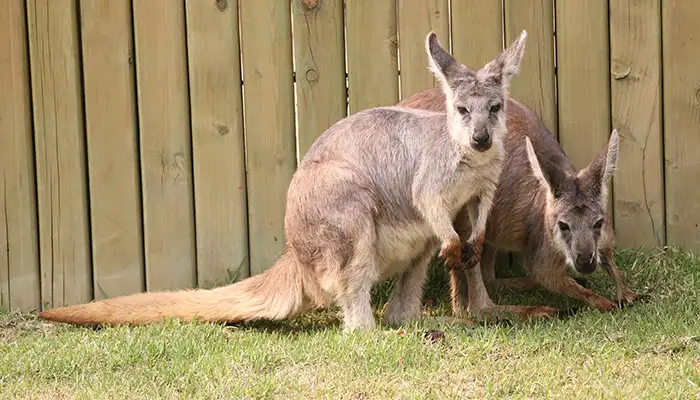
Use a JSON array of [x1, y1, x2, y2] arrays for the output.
[[399, 88, 641, 319], [39, 31, 528, 331]]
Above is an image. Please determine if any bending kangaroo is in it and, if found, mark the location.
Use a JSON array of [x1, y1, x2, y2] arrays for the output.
[[399, 88, 641, 318], [39, 31, 528, 330]]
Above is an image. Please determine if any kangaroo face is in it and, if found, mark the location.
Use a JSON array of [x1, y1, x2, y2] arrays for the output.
[[550, 196, 606, 274], [525, 130, 620, 275], [425, 31, 527, 155]]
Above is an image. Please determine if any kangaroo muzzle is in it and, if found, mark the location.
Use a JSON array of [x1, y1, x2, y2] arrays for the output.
[[575, 252, 597, 274], [471, 130, 492, 152]]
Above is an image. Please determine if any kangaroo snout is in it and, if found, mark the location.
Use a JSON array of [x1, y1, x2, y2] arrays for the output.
[[471, 131, 492, 152], [575, 252, 596, 274]]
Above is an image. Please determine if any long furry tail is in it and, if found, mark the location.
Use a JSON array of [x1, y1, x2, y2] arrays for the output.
[[38, 253, 324, 326]]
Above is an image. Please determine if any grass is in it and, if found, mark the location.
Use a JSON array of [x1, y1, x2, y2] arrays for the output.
[[1, 248, 699, 399]]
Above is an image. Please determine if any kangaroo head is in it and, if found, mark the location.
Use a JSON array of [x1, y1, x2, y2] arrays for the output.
[[525, 130, 619, 275], [425, 30, 527, 154]]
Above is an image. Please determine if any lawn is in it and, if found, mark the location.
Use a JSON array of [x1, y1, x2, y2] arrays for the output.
[[1, 248, 699, 399]]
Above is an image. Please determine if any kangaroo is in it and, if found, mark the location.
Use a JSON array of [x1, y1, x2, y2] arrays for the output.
[[399, 88, 641, 319], [39, 31, 528, 331]]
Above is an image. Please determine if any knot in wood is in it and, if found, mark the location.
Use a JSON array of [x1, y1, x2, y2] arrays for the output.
[[611, 61, 631, 80], [216, 124, 230, 136], [305, 68, 319, 83], [302, 0, 319, 10], [389, 38, 398, 57], [215, 0, 228, 11]]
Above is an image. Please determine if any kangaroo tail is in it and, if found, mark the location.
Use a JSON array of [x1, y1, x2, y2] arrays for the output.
[[38, 253, 325, 326]]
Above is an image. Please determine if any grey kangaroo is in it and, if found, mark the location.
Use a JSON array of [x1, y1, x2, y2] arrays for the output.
[[39, 31, 529, 330], [399, 88, 641, 319]]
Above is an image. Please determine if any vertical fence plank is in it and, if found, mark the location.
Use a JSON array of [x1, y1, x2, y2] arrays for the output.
[[292, 0, 346, 159], [80, 0, 144, 299], [556, 0, 613, 229], [610, 0, 664, 249], [556, 1, 611, 172], [133, 1, 196, 291], [346, 0, 399, 113], [504, 0, 557, 136], [27, 0, 92, 308], [240, 1, 296, 275], [397, 0, 449, 100], [186, 0, 249, 286], [662, 0, 700, 251], [0, 0, 40, 311], [451, 0, 503, 69]]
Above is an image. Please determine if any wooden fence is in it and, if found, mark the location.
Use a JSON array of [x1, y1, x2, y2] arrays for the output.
[[1, 0, 698, 312]]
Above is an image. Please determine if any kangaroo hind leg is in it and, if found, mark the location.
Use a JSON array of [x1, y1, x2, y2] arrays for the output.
[[382, 246, 434, 326]]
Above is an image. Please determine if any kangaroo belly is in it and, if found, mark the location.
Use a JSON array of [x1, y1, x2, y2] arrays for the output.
[[375, 222, 436, 281]]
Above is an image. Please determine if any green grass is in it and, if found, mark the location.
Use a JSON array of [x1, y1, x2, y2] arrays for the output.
[[1, 248, 699, 399]]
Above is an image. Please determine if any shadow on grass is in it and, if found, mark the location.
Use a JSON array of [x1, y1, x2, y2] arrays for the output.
[[27, 247, 686, 337]]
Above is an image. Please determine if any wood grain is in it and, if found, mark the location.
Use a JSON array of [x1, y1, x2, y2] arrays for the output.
[[346, 0, 399, 113], [185, 0, 250, 285], [397, 0, 449, 100], [240, 1, 296, 275], [81, 0, 145, 299], [133, 0, 196, 291], [27, 0, 92, 307], [0, 0, 40, 311], [610, 0, 665, 249], [292, 0, 347, 158], [556, 1, 611, 171], [504, 0, 557, 136], [662, 0, 700, 251], [451, 0, 503, 70]]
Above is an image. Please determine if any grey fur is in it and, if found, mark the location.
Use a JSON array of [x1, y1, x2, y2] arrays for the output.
[[284, 31, 527, 330], [400, 88, 641, 318]]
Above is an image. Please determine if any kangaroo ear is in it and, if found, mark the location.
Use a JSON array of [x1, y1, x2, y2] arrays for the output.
[[426, 32, 468, 94], [577, 129, 619, 200], [482, 30, 527, 87], [525, 136, 551, 191], [525, 136, 568, 198]]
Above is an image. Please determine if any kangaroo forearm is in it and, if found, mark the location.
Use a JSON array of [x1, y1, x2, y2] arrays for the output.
[[467, 192, 494, 243], [416, 195, 459, 243], [540, 275, 616, 311]]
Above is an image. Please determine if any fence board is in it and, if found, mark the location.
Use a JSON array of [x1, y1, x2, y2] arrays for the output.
[[0, 0, 40, 311], [27, 0, 92, 308], [397, 0, 449, 100], [662, 0, 700, 251], [185, 0, 250, 286], [240, 1, 296, 275], [80, 0, 144, 299], [133, 1, 196, 291], [556, 1, 611, 171], [610, 0, 665, 249], [451, 0, 503, 69], [504, 0, 557, 136], [346, 0, 399, 113], [292, 0, 346, 159], [556, 0, 612, 219]]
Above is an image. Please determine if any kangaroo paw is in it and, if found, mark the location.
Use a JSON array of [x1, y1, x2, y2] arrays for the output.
[[460, 234, 484, 269], [440, 238, 462, 269]]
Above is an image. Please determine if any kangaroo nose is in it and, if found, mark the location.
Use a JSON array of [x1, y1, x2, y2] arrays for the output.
[[575, 252, 596, 273], [471, 131, 491, 151]]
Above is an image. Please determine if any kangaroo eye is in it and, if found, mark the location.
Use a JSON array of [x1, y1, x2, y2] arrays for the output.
[[457, 106, 470, 116], [558, 221, 570, 232], [593, 219, 604, 230], [490, 104, 502, 114]]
